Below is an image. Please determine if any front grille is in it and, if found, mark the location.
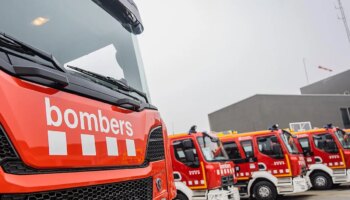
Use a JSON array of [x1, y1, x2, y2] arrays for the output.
[[0, 126, 18, 163], [222, 175, 234, 187], [1, 177, 153, 200], [146, 127, 165, 161]]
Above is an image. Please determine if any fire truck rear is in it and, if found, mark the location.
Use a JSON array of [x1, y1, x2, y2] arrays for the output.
[[293, 125, 350, 189], [218, 125, 310, 200], [169, 126, 240, 200], [0, 1, 175, 199]]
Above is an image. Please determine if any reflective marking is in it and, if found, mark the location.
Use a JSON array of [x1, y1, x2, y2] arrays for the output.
[[183, 181, 187, 185], [194, 180, 199, 185], [106, 137, 118, 156], [286, 169, 290, 173], [48, 131, 67, 155], [273, 170, 277, 174], [221, 169, 224, 175], [217, 169, 220, 175], [200, 180, 205, 184], [340, 162, 344, 165], [126, 139, 136, 156], [240, 173, 244, 176], [188, 181, 193, 185], [335, 162, 339, 166], [329, 163, 333, 166], [279, 169, 284, 173], [245, 172, 249, 176], [81, 134, 96, 156]]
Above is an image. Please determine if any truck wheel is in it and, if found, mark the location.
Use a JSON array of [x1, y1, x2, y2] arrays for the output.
[[174, 192, 189, 200], [310, 171, 333, 190], [253, 181, 277, 200]]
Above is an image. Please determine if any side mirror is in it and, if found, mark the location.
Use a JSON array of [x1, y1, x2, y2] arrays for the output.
[[92, 0, 144, 34]]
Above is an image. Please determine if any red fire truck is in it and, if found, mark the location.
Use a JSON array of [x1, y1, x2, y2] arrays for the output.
[[218, 125, 310, 200], [0, 1, 175, 199], [169, 126, 240, 200], [292, 125, 350, 190]]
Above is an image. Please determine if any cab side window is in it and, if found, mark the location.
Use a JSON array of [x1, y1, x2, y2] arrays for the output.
[[223, 141, 242, 160], [241, 140, 254, 158], [313, 133, 339, 153], [298, 137, 312, 156], [172, 139, 199, 167], [257, 136, 284, 159]]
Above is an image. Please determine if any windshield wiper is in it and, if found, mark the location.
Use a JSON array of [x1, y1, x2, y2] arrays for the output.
[[66, 65, 148, 102], [0, 32, 64, 72]]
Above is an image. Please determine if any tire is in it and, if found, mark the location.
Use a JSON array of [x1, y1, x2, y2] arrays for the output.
[[174, 192, 189, 200], [310, 171, 333, 190], [252, 181, 278, 200]]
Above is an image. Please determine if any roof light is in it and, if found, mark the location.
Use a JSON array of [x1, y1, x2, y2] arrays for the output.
[[32, 17, 49, 26]]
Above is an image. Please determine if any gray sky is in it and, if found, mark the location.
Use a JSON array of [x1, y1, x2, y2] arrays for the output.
[[135, 0, 350, 133]]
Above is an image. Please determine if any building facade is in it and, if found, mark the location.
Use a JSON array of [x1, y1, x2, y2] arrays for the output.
[[209, 70, 350, 132]]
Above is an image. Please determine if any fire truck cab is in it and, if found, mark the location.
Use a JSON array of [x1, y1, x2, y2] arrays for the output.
[[292, 125, 350, 190], [218, 125, 310, 200], [169, 126, 240, 200], [0, 1, 175, 199]]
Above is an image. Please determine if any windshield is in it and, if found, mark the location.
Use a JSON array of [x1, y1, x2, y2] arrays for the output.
[[197, 135, 229, 162], [335, 129, 350, 149], [281, 131, 300, 154], [0, 0, 148, 98]]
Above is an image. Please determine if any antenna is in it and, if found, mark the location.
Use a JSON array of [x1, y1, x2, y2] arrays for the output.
[[336, 0, 350, 44], [303, 58, 309, 84]]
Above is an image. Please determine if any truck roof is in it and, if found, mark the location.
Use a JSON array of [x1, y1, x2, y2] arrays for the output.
[[292, 128, 332, 135], [217, 130, 277, 139]]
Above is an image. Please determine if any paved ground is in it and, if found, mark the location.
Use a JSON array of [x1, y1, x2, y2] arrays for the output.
[[283, 185, 350, 200]]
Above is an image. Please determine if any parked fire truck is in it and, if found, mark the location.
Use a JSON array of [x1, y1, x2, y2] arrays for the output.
[[292, 125, 350, 190], [0, 1, 175, 199], [218, 125, 310, 200], [169, 126, 240, 200]]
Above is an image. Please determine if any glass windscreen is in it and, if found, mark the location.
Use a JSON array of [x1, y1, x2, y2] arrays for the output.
[[0, 0, 148, 97], [281, 131, 299, 154], [335, 130, 350, 149], [197, 135, 229, 162]]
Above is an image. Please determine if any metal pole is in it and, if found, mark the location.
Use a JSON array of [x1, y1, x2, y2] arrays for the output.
[[337, 0, 350, 43], [303, 58, 309, 84]]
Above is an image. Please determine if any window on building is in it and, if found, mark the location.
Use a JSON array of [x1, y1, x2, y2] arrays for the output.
[[172, 139, 199, 167], [223, 141, 242, 160], [313, 134, 339, 153], [340, 108, 350, 128], [241, 140, 254, 158], [257, 135, 284, 159]]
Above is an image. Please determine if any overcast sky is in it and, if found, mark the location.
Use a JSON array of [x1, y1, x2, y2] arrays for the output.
[[135, 0, 350, 133]]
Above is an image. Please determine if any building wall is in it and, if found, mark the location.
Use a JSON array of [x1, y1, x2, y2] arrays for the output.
[[208, 94, 350, 133], [300, 70, 350, 95]]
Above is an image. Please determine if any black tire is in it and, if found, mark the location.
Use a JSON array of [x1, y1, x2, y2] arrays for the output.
[[252, 181, 278, 200], [310, 171, 333, 190], [174, 192, 189, 200]]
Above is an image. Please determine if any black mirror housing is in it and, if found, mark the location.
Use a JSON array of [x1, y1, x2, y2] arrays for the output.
[[93, 0, 144, 34]]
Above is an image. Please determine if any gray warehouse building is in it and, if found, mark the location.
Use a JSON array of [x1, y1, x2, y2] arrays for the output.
[[208, 69, 350, 132]]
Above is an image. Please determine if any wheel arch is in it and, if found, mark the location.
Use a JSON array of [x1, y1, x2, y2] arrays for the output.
[[174, 182, 192, 200]]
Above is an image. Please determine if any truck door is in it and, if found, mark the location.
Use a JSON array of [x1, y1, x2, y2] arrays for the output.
[[171, 139, 206, 189], [239, 140, 258, 179], [298, 137, 315, 166], [256, 135, 291, 177], [311, 133, 345, 168]]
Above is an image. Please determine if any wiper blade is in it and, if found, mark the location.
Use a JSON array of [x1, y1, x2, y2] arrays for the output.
[[0, 32, 65, 72], [67, 65, 148, 102]]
